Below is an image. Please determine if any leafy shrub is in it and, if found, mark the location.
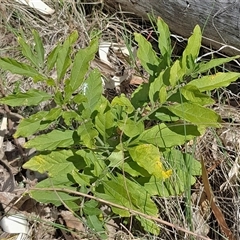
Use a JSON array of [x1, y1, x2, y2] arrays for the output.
[[0, 17, 239, 236]]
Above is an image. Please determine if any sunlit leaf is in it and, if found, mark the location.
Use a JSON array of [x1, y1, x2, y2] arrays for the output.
[[181, 25, 201, 72], [180, 85, 214, 105], [132, 123, 200, 148], [111, 94, 134, 114], [96, 174, 158, 218], [23, 149, 83, 177], [167, 102, 221, 127], [118, 118, 144, 138], [129, 144, 172, 179], [14, 111, 49, 137], [187, 72, 240, 92]]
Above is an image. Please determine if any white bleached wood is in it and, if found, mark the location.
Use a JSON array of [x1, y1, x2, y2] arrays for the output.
[[104, 0, 240, 55], [15, 0, 54, 15]]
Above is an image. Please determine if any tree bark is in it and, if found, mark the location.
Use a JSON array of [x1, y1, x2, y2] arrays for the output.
[[105, 0, 240, 56]]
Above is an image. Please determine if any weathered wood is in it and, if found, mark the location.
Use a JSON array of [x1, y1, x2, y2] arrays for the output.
[[105, 0, 240, 55]]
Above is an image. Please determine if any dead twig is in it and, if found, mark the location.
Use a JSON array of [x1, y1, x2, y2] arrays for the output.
[[30, 187, 211, 240]]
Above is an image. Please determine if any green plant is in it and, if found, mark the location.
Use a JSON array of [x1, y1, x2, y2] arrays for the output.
[[0, 18, 239, 237]]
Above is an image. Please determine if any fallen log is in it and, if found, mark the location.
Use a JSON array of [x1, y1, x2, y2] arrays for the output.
[[104, 0, 240, 56]]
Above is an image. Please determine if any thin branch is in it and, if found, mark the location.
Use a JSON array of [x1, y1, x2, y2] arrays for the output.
[[30, 187, 211, 240]]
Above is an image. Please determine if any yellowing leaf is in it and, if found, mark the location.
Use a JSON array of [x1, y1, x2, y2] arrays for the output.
[[153, 161, 172, 179], [129, 144, 172, 180]]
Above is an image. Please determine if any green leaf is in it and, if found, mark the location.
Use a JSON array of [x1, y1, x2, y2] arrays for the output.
[[169, 60, 184, 87], [71, 170, 92, 186], [96, 174, 158, 217], [32, 30, 44, 67], [164, 149, 201, 176], [30, 190, 79, 207], [95, 110, 115, 141], [123, 160, 149, 177], [132, 123, 200, 148], [181, 25, 201, 72], [111, 94, 134, 114], [78, 121, 98, 148], [157, 17, 172, 66], [56, 31, 78, 81], [42, 107, 62, 121], [118, 118, 144, 138], [142, 176, 174, 196], [134, 33, 159, 76], [195, 55, 240, 74], [18, 36, 39, 68], [137, 216, 160, 235], [30, 181, 80, 211], [82, 69, 102, 113], [86, 215, 107, 239], [15, 118, 42, 138], [76, 149, 106, 178], [153, 107, 180, 122], [187, 72, 240, 92], [159, 85, 167, 104], [167, 102, 221, 127], [131, 83, 149, 108], [167, 103, 221, 127], [47, 44, 60, 72], [62, 111, 82, 126], [23, 150, 69, 173], [0, 57, 40, 77], [149, 71, 164, 103], [180, 85, 214, 105], [23, 149, 84, 178], [83, 200, 102, 215], [14, 111, 49, 137], [149, 67, 170, 103], [108, 151, 124, 168], [24, 130, 75, 151], [0, 89, 51, 106], [54, 90, 64, 106], [72, 93, 87, 104], [70, 38, 98, 92], [144, 148, 201, 196], [129, 144, 172, 179]]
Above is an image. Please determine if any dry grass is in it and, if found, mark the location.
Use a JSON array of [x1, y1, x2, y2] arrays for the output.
[[0, 1, 239, 239]]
